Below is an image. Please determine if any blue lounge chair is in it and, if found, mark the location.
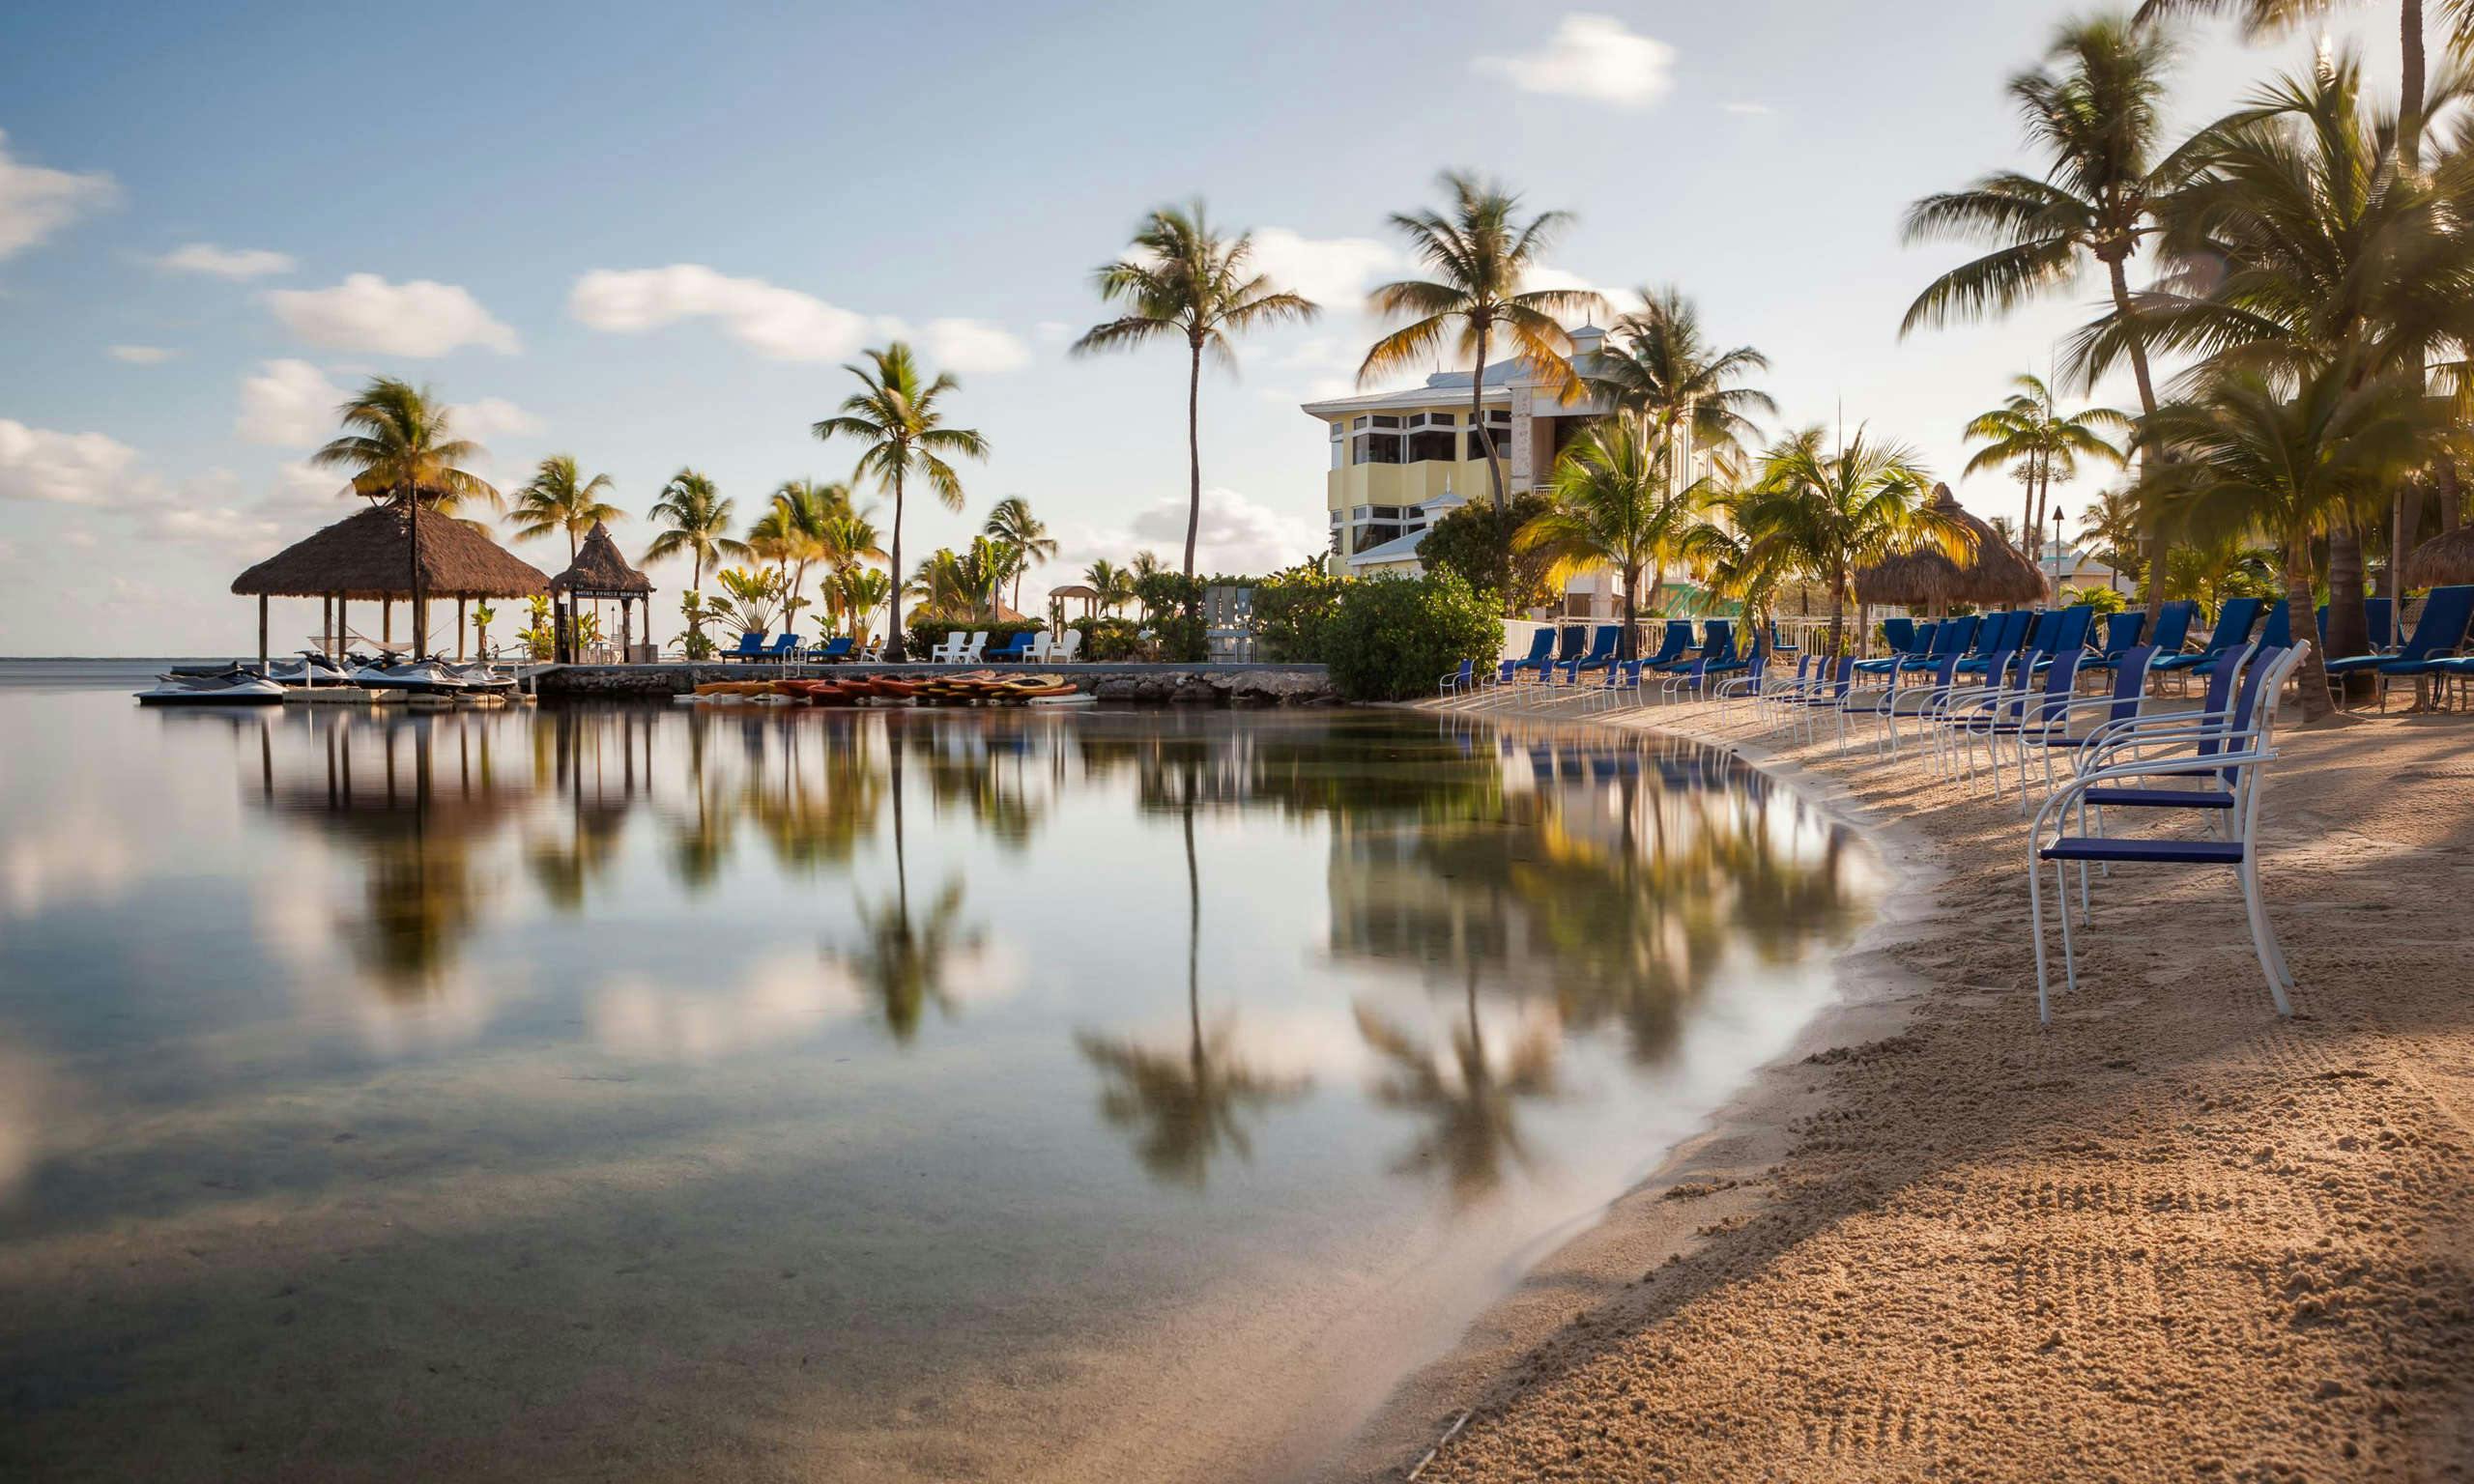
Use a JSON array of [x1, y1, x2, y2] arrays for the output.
[[723, 631, 767, 663], [1856, 619, 1931, 675], [2088, 612, 2145, 662], [2028, 643, 2312, 1023], [2315, 597, 2396, 653], [812, 636, 855, 662], [987, 632, 1035, 663], [1438, 657, 1476, 699], [763, 633, 800, 662], [1503, 628, 1558, 685], [2153, 597, 2265, 683], [1783, 655, 1856, 742], [1638, 620, 1695, 670], [1663, 618, 1734, 675], [1900, 614, 1980, 671], [1957, 611, 2031, 673], [2084, 602, 2193, 676], [2193, 600, 2292, 679], [2028, 606, 2097, 671], [1876, 616, 1917, 659], [1549, 625, 1590, 671], [2324, 585, 2474, 710], [1567, 623, 1624, 675]]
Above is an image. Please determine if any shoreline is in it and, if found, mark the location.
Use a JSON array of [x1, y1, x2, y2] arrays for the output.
[[1331, 691, 2474, 1482]]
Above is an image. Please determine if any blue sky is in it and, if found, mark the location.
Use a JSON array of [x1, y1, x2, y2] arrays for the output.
[[0, 0, 2418, 653]]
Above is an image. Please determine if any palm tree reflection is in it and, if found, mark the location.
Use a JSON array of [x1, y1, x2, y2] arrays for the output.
[[1353, 964, 1558, 1208], [1078, 767, 1308, 1187], [823, 717, 983, 1043]]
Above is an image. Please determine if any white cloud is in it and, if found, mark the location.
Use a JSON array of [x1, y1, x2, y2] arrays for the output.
[[237, 358, 346, 446], [451, 396, 542, 441], [266, 272, 520, 357], [0, 419, 144, 505], [1250, 228, 1400, 309], [569, 264, 891, 361], [0, 129, 117, 261], [1060, 487, 1327, 577], [1474, 14, 1677, 109], [1034, 320, 1075, 345], [1722, 101, 1776, 117], [60, 528, 98, 550], [108, 344, 177, 363], [158, 242, 295, 279], [922, 317, 1030, 374], [1523, 264, 1617, 308]]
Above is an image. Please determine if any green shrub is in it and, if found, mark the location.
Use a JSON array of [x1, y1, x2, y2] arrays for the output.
[[1251, 563, 1347, 662], [1068, 616, 1147, 660], [2062, 585, 2128, 616], [1416, 493, 1557, 612], [1321, 572, 1503, 701]]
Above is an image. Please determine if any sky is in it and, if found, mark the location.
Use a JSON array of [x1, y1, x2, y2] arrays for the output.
[[0, 0, 2431, 654]]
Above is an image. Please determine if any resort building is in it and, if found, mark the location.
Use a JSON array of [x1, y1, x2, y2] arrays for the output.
[[1300, 327, 1717, 618]]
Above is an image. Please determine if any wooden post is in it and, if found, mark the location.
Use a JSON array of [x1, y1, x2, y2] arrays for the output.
[[258, 594, 269, 664], [383, 600, 392, 646], [416, 597, 428, 662], [321, 594, 332, 655], [619, 597, 632, 661], [456, 596, 467, 661], [337, 595, 348, 656]]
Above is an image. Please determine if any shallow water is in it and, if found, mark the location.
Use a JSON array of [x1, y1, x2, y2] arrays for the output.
[[0, 666, 1877, 1482]]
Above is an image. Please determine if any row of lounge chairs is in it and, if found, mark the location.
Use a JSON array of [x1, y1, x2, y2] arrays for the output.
[[710, 630, 1087, 665]]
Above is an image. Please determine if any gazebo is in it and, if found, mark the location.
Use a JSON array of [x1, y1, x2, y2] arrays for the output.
[[1048, 583, 1105, 621], [1855, 484, 2052, 615], [550, 521, 655, 661], [231, 502, 552, 662]]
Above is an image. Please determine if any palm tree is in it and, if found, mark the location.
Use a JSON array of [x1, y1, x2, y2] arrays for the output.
[[1515, 420, 1711, 661], [1128, 550, 1165, 619], [505, 454, 621, 566], [311, 377, 499, 660], [813, 343, 989, 662], [1587, 286, 1774, 472], [1363, 171, 1607, 516], [1084, 557, 1137, 615], [984, 496, 1058, 614], [837, 566, 893, 644], [1075, 202, 1316, 599], [2118, 48, 2474, 669], [2135, 357, 2442, 717], [816, 506, 886, 636], [1902, 15, 2200, 618], [1961, 374, 2130, 560], [751, 480, 851, 634], [2078, 487, 2146, 589], [642, 469, 747, 600], [1735, 428, 1965, 657]]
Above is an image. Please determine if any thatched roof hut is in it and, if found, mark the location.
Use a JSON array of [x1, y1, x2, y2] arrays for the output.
[[2405, 525, 2474, 587], [232, 504, 551, 601], [549, 521, 652, 599], [1854, 484, 2051, 608]]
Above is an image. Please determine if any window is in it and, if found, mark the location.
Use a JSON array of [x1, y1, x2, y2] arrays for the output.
[[1406, 412, 1457, 464], [1330, 419, 1344, 471], [1352, 430, 1401, 465]]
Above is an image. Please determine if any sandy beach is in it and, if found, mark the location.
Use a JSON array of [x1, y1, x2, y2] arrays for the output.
[[1341, 691, 2474, 1483]]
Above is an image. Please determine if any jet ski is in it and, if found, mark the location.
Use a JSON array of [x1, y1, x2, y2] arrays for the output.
[[264, 653, 359, 687], [442, 662, 519, 696], [351, 659, 470, 696], [136, 670, 286, 705]]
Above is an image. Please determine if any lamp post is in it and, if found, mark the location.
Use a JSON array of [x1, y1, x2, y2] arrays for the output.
[[2052, 506, 2067, 597]]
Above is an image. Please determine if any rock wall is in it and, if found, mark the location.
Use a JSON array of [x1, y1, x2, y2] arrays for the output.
[[533, 664, 1338, 706]]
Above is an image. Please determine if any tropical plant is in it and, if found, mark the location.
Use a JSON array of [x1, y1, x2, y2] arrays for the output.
[[908, 540, 1009, 621], [1586, 286, 1775, 471], [519, 594, 556, 661], [505, 454, 621, 565], [708, 566, 786, 637], [2133, 357, 2442, 717], [643, 470, 747, 600], [1418, 493, 1561, 612], [1902, 15, 2201, 615], [1734, 428, 1965, 656], [310, 377, 500, 660], [2078, 487, 2146, 589], [836, 566, 892, 644], [813, 342, 989, 662], [1248, 561, 1349, 662], [750, 479, 854, 632], [675, 590, 718, 659], [1362, 171, 1606, 529], [471, 601, 496, 656], [983, 496, 1058, 614], [1516, 419, 1712, 661], [1084, 557, 1137, 615], [1962, 374, 2130, 559], [1075, 203, 1317, 594]]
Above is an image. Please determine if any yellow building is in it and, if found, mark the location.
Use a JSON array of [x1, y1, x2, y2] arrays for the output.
[[1301, 327, 1710, 618]]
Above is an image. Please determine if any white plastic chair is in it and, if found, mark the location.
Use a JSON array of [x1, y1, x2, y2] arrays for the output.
[[1050, 630, 1083, 664], [961, 631, 989, 664]]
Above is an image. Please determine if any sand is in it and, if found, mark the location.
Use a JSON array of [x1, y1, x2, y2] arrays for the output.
[[1338, 692, 2474, 1483]]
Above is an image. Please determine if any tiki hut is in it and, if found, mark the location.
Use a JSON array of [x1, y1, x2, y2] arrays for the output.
[[2405, 525, 2474, 587], [1854, 484, 2052, 613], [231, 503, 550, 662], [1049, 583, 1105, 619], [550, 521, 655, 660]]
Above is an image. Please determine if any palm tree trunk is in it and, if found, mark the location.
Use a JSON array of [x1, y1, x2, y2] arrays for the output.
[[1467, 322, 1514, 616], [1620, 562, 1640, 663], [2021, 468, 2037, 563], [2106, 256, 2166, 628], [886, 470, 908, 664], [2287, 535, 2332, 723], [1827, 560, 1847, 658], [1183, 338, 1203, 659]]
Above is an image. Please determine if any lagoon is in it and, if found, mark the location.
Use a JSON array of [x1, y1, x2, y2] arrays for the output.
[[0, 667, 1875, 1482]]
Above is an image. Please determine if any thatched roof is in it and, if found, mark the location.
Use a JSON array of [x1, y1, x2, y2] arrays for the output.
[[2405, 525, 2474, 586], [232, 504, 551, 600], [1049, 583, 1103, 600], [549, 521, 652, 598], [1854, 484, 2052, 607]]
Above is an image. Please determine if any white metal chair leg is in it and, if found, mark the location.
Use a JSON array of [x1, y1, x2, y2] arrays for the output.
[[2238, 858, 2295, 1012]]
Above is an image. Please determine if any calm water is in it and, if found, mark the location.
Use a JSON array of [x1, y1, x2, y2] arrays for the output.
[[0, 664, 1877, 1483]]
